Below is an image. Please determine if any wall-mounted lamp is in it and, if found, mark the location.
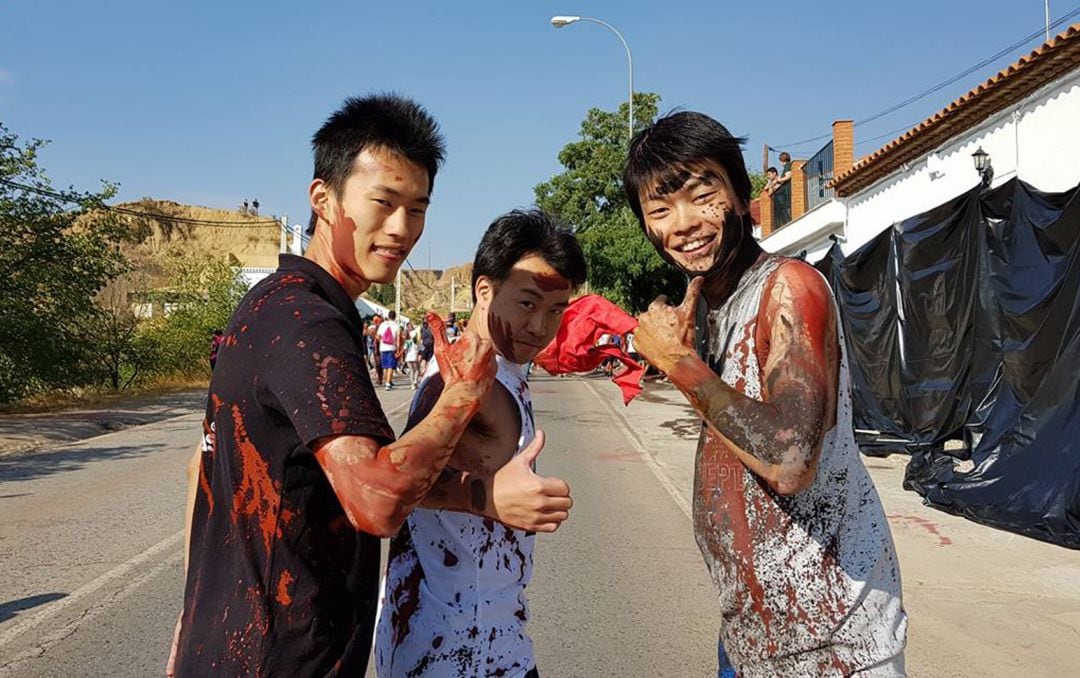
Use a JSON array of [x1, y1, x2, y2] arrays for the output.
[[971, 147, 993, 187]]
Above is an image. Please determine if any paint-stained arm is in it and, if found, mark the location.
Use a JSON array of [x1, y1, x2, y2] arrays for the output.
[[312, 313, 497, 537], [408, 376, 572, 532], [634, 266, 839, 495]]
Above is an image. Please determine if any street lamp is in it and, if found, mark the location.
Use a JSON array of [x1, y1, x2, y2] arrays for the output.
[[550, 15, 634, 140], [971, 146, 993, 187]]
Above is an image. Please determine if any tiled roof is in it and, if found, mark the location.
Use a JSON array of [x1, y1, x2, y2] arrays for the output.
[[831, 23, 1080, 197]]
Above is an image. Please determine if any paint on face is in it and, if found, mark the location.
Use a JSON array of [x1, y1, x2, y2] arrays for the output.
[[531, 272, 570, 292], [318, 148, 431, 295], [639, 163, 763, 306], [479, 255, 572, 364]]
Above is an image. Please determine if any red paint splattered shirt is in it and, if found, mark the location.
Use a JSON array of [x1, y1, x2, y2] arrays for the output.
[[174, 254, 395, 677], [695, 255, 907, 677], [376, 356, 537, 677]]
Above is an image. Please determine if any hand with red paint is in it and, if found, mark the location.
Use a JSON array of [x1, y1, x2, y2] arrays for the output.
[[489, 430, 573, 532], [635, 276, 704, 375], [427, 311, 497, 401]]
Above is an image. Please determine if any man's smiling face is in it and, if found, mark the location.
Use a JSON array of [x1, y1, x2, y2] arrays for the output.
[[637, 162, 745, 275]]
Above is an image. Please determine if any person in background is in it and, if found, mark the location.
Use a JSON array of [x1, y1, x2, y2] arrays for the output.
[[420, 316, 435, 374], [208, 329, 224, 371], [761, 166, 779, 195], [445, 312, 460, 342], [379, 310, 402, 391], [369, 314, 384, 385], [404, 322, 421, 390]]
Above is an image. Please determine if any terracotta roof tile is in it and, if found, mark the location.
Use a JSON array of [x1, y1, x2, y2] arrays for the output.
[[831, 23, 1080, 196]]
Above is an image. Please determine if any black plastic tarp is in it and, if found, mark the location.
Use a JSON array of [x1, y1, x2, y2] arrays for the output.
[[815, 177, 1080, 548]]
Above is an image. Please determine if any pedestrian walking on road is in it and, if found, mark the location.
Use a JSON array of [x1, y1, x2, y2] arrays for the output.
[[626, 112, 907, 677], [379, 310, 402, 390]]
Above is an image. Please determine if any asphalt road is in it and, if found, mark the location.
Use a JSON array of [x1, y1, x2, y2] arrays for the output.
[[0, 376, 717, 677]]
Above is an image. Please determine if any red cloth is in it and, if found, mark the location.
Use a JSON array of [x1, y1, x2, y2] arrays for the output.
[[533, 294, 644, 405]]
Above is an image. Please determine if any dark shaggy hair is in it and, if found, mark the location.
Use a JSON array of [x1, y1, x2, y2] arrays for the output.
[[307, 93, 445, 234], [471, 209, 587, 302], [623, 111, 752, 225]]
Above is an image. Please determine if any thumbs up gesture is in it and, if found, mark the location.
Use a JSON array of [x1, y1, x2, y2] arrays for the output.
[[490, 430, 573, 533], [634, 276, 704, 375]]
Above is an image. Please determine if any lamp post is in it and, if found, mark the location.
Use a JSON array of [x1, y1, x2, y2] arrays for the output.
[[551, 15, 634, 140]]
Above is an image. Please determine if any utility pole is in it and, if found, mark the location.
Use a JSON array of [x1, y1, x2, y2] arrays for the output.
[[279, 215, 287, 253], [395, 266, 402, 317], [1046, 1, 1051, 42], [450, 277, 456, 314]]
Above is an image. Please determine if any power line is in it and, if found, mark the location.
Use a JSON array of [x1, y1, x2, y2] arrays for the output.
[[1, 178, 281, 228], [854, 6, 1080, 128], [770, 7, 1080, 150]]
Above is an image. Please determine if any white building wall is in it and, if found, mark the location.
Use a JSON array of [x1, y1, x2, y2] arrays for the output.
[[240, 267, 276, 288], [762, 66, 1080, 259], [759, 199, 846, 261]]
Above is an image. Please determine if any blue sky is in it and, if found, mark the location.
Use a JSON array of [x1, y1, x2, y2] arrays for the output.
[[1, 1, 1071, 268]]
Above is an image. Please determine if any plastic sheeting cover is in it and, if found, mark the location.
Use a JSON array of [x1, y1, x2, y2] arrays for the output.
[[815, 178, 1080, 548]]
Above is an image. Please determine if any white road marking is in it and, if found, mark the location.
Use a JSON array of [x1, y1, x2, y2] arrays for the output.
[[0, 530, 184, 649], [0, 394, 414, 661], [582, 379, 693, 521]]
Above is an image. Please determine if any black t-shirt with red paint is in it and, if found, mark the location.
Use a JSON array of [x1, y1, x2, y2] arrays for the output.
[[174, 254, 394, 677]]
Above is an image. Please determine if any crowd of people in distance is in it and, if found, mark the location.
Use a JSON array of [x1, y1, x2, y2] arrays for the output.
[[360, 311, 466, 390]]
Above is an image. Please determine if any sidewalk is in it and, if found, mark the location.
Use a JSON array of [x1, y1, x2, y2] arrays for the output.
[[592, 374, 1080, 678], [0, 389, 206, 456]]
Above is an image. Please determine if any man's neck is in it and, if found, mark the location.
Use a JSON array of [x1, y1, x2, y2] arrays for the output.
[[303, 226, 371, 300], [701, 241, 766, 309]]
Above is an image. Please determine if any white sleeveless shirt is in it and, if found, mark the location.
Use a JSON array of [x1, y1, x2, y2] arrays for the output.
[[695, 255, 907, 677], [376, 356, 537, 678]]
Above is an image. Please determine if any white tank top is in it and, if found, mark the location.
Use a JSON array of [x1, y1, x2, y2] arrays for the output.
[[695, 255, 907, 677], [376, 355, 537, 678]]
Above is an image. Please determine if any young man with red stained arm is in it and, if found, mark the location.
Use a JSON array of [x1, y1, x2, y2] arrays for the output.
[[626, 113, 906, 677], [170, 95, 511, 677], [376, 209, 586, 678]]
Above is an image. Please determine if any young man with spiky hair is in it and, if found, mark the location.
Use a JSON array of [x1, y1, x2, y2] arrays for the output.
[[627, 112, 907, 677], [376, 209, 585, 678], [170, 94, 502, 677]]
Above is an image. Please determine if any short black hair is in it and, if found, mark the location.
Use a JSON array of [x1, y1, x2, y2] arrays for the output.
[[767, 166, 778, 174], [307, 93, 445, 235], [624, 111, 752, 225], [471, 209, 587, 302], [388, 310, 396, 320]]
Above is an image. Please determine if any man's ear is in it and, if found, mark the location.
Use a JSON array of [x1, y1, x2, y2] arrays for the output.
[[475, 276, 497, 306], [309, 178, 332, 225]]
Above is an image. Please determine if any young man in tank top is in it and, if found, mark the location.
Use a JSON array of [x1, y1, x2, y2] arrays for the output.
[[376, 209, 587, 678], [627, 112, 907, 677]]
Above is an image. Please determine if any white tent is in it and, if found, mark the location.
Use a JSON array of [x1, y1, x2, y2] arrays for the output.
[[356, 297, 412, 326]]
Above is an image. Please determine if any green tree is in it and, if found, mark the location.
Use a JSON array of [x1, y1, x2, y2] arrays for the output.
[[749, 170, 767, 199], [0, 124, 130, 402], [138, 253, 249, 377], [366, 282, 396, 308], [534, 92, 686, 312]]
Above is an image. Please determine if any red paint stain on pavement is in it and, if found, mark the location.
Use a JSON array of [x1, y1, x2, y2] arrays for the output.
[[888, 513, 952, 546]]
